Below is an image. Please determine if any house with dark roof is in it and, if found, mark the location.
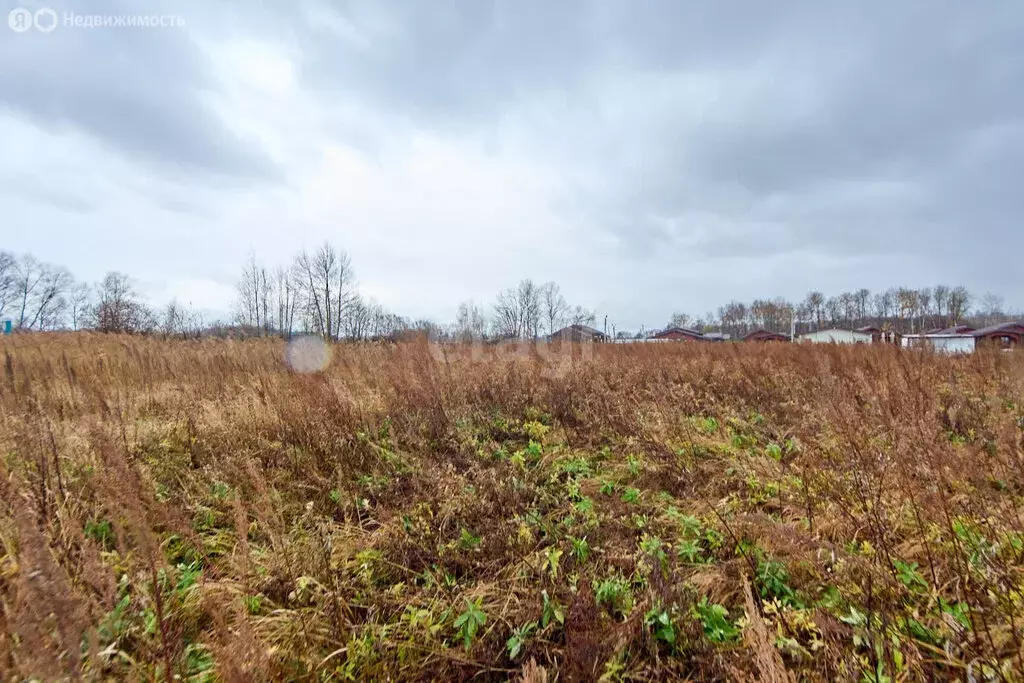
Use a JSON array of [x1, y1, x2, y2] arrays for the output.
[[902, 321, 1023, 353], [743, 330, 790, 343], [548, 324, 608, 342], [851, 326, 902, 344], [901, 333, 976, 354], [970, 322, 1023, 348], [932, 324, 976, 335], [651, 327, 705, 341]]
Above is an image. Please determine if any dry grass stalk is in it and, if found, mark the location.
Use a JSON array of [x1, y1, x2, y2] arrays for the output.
[[0, 333, 1022, 679]]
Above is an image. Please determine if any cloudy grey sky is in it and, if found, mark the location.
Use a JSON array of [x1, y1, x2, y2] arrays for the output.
[[2, 0, 1022, 329]]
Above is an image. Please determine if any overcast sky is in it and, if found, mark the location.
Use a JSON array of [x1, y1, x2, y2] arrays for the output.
[[2, 0, 1022, 329]]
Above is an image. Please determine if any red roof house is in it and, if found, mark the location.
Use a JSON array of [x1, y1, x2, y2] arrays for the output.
[[652, 327, 705, 341], [743, 330, 790, 343]]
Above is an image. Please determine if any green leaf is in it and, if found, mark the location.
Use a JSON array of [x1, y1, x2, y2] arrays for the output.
[[454, 597, 487, 651]]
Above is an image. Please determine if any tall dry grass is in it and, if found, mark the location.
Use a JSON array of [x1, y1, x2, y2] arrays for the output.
[[1, 333, 1023, 681]]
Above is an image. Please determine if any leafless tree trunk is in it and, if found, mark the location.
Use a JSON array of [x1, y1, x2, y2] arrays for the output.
[[10, 255, 72, 330], [947, 286, 971, 325], [569, 305, 596, 327], [292, 242, 356, 340], [69, 282, 91, 330], [93, 272, 154, 333], [236, 253, 272, 332], [0, 252, 17, 321], [540, 282, 568, 336], [492, 279, 543, 339], [455, 300, 487, 341]]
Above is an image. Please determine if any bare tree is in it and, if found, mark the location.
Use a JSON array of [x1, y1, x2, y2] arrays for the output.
[[872, 289, 895, 323], [455, 300, 488, 341], [568, 305, 596, 327], [160, 300, 204, 338], [492, 288, 522, 339], [802, 291, 825, 330], [93, 272, 155, 333], [293, 243, 357, 340], [492, 279, 543, 339], [371, 306, 406, 339], [520, 280, 542, 339], [838, 292, 857, 327], [540, 282, 569, 336], [162, 300, 184, 337], [933, 285, 950, 328], [11, 254, 43, 328], [236, 252, 272, 332], [293, 249, 325, 336], [822, 296, 839, 327], [979, 292, 1004, 325], [717, 301, 748, 337], [0, 252, 16, 321], [331, 248, 357, 340], [69, 282, 91, 330], [10, 255, 72, 330], [750, 297, 792, 332], [917, 287, 933, 331], [855, 288, 871, 322], [668, 312, 692, 330], [345, 296, 371, 340], [947, 286, 971, 325], [273, 266, 299, 337], [895, 288, 919, 332]]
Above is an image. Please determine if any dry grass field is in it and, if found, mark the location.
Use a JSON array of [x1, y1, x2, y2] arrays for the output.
[[2, 335, 1024, 681]]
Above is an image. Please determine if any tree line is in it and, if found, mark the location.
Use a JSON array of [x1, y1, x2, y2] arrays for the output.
[[665, 286, 1018, 339], [0, 251, 204, 336], [2, 246, 1020, 340], [233, 242, 596, 341]]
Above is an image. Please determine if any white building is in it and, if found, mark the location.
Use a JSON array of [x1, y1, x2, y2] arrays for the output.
[[901, 334, 976, 354], [798, 328, 873, 344]]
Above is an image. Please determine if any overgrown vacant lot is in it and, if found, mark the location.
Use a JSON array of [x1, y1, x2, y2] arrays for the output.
[[2, 336, 1024, 681]]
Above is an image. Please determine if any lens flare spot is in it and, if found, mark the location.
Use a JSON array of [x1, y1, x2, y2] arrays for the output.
[[285, 336, 331, 373]]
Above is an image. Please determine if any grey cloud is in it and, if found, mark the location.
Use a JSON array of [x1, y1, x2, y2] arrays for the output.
[[0, 173, 97, 214], [292, 1, 810, 121], [3, 0, 1023, 321], [566, 2, 1023, 276], [689, 6, 1024, 196], [0, 0, 280, 181], [235, 0, 1024, 279]]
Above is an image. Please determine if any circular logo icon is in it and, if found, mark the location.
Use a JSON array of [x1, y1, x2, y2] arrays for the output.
[[8, 7, 33, 32], [34, 7, 57, 32]]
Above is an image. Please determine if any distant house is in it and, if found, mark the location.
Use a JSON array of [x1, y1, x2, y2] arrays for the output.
[[798, 328, 872, 344], [548, 324, 608, 343], [971, 322, 1024, 349], [932, 325, 977, 335], [857, 326, 882, 342], [855, 326, 900, 345], [651, 327, 705, 342], [702, 332, 732, 342], [902, 334, 976, 354], [743, 330, 790, 343], [902, 322, 1022, 354]]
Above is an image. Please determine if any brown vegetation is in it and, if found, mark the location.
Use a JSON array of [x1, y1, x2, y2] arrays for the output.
[[1, 334, 1023, 680]]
